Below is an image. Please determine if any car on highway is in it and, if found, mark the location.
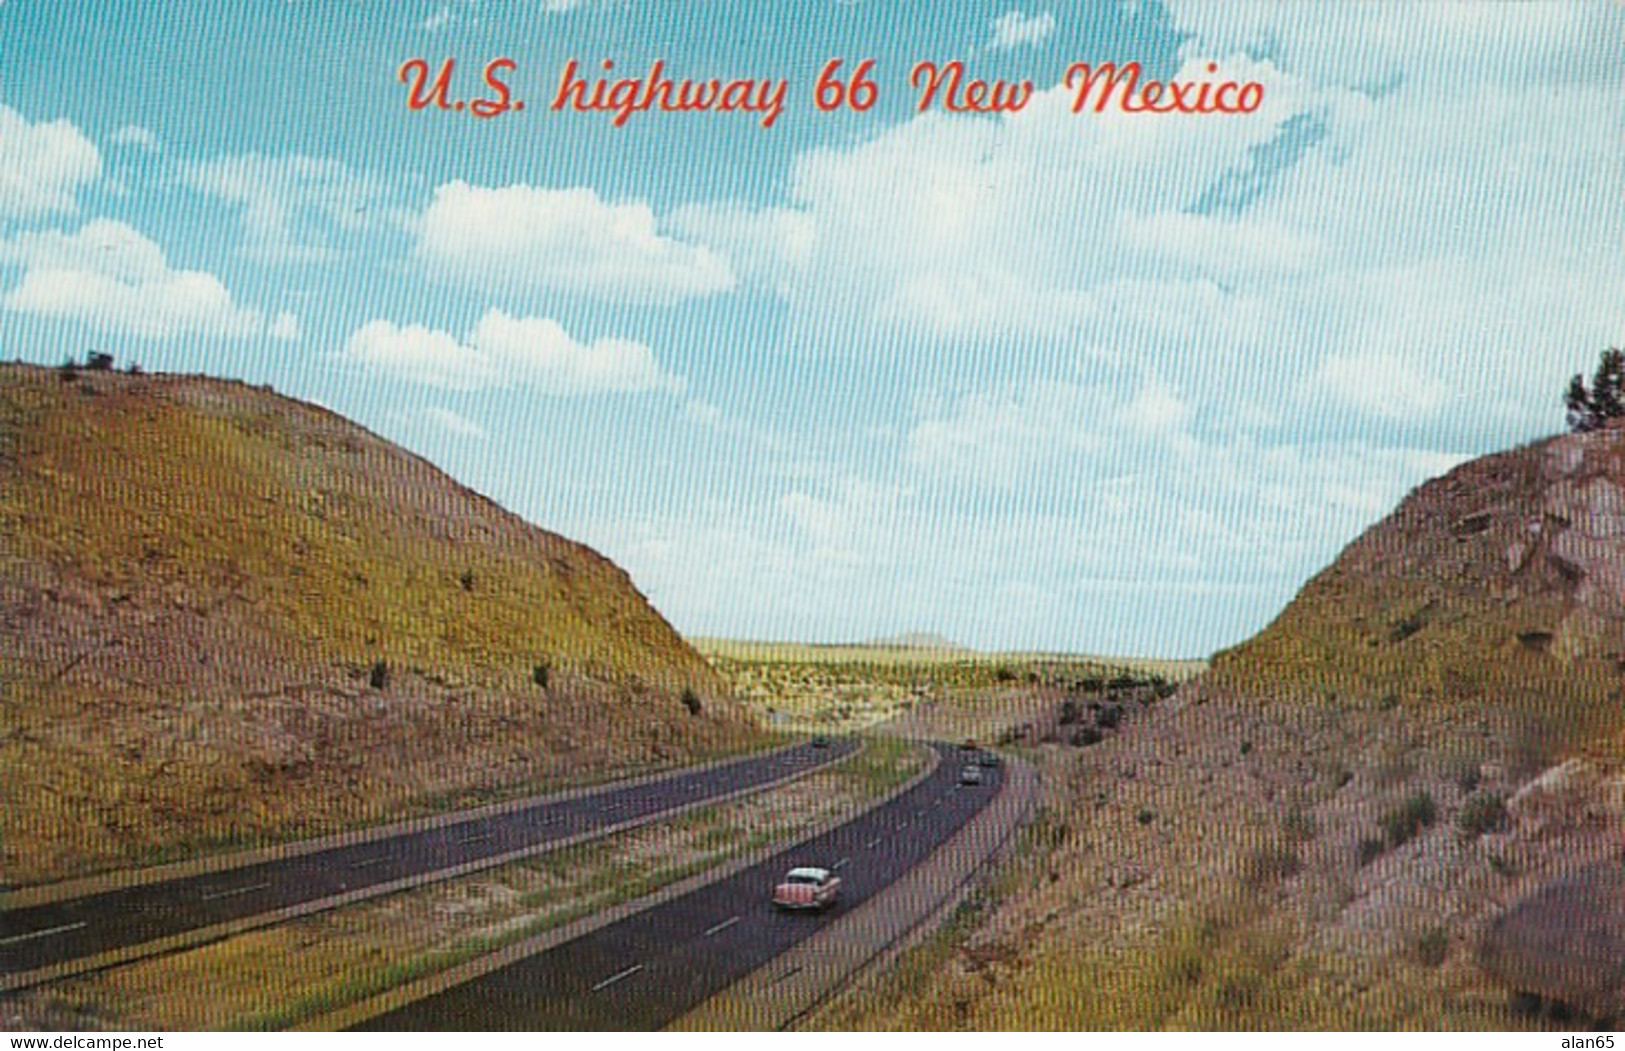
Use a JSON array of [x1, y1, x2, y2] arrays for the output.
[[810, 735, 831, 748], [773, 866, 842, 911], [959, 763, 984, 785], [977, 751, 1000, 768]]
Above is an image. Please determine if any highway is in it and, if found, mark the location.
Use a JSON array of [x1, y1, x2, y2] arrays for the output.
[[355, 743, 999, 1030], [0, 739, 858, 987]]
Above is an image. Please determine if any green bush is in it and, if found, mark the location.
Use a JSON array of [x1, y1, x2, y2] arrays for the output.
[[681, 687, 702, 715], [532, 662, 550, 689], [369, 659, 390, 690], [1379, 790, 1437, 848]]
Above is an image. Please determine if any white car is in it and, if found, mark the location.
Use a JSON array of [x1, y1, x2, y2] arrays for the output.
[[773, 866, 842, 911]]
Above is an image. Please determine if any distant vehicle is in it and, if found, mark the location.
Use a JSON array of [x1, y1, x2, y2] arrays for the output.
[[960, 739, 978, 751], [773, 866, 841, 911], [976, 751, 1000, 768], [810, 735, 831, 748], [959, 764, 984, 785]]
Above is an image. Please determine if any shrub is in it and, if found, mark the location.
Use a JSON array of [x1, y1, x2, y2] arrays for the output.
[[1379, 790, 1437, 848], [1071, 726, 1103, 747], [87, 351, 114, 371], [1242, 842, 1302, 889], [1058, 699, 1081, 725], [460, 569, 476, 591], [369, 660, 390, 690], [681, 688, 702, 715], [1456, 791, 1508, 837], [532, 662, 550, 689], [1097, 704, 1122, 730], [1136, 807, 1156, 826], [58, 357, 79, 382]]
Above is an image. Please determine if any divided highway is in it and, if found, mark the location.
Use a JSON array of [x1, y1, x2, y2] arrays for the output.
[[355, 743, 1000, 1031], [0, 739, 858, 988]]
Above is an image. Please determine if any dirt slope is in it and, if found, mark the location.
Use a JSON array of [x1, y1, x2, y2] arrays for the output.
[[0, 362, 757, 886], [1212, 423, 1625, 752]]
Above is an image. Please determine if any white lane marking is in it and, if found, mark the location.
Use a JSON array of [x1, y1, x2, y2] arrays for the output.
[[200, 882, 272, 902], [0, 921, 87, 947], [351, 857, 388, 869], [832, 857, 850, 871], [459, 832, 494, 844], [704, 915, 742, 937], [865, 838, 881, 850], [591, 963, 644, 991]]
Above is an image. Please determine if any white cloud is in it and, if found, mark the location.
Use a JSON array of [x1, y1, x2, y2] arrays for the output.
[[988, 10, 1055, 51], [345, 309, 683, 395], [183, 153, 388, 263], [107, 125, 160, 153], [1313, 352, 1445, 421], [0, 220, 267, 338], [425, 406, 488, 439], [0, 105, 101, 220], [684, 399, 723, 426], [269, 312, 301, 341], [414, 181, 735, 303]]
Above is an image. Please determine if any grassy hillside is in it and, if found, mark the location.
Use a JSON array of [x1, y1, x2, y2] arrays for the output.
[[0, 362, 759, 886]]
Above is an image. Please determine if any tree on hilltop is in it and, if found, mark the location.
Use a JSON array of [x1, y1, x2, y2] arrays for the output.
[[1565, 348, 1625, 432]]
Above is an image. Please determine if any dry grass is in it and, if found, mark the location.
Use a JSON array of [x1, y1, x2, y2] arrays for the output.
[[695, 637, 1200, 734]]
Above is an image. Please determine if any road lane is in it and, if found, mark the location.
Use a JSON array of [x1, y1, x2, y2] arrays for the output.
[[356, 744, 997, 1031], [0, 739, 858, 986]]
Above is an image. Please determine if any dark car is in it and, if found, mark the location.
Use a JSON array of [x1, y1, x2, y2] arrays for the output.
[[810, 735, 831, 748], [959, 763, 984, 786], [977, 751, 1000, 768]]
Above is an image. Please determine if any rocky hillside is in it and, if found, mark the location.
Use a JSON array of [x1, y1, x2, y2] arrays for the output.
[[1212, 423, 1625, 752], [0, 362, 758, 886]]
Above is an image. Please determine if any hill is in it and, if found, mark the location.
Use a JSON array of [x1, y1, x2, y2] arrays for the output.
[[1210, 424, 1625, 755], [0, 362, 758, 886]]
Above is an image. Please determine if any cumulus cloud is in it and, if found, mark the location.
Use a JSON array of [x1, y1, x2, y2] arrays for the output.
[[345, 309, 683, 395], [0, 219, 270, 338], [0, 105, 101, 220], [183, 153, 389, 262], [987, 10, 1055, 51], [414, 181, 735, 303]]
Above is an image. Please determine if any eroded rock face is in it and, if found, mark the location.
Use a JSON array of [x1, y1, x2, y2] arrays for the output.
[[1479, 862, 1625, 1020]]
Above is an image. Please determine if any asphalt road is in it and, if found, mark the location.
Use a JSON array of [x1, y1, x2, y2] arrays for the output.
[[356, 743, 998, 1031], [0, 739, 858, 983]]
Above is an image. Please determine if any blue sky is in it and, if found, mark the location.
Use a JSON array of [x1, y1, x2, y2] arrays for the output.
[[0, 1, 1619, 657]]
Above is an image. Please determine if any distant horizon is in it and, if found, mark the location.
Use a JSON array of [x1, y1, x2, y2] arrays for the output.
[[1, 2, 1618, 656]]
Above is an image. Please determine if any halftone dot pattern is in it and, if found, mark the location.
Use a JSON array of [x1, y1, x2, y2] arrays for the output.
[[1, 0, 1622, 1034]]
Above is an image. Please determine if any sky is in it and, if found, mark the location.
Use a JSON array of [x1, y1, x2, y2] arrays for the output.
[[0, 2, 1619, 657]]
